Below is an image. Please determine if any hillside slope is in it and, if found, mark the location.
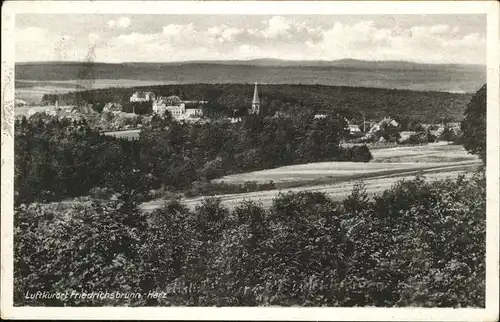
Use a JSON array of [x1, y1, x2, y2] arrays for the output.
[[49, 83, 474, 122], [15, 60, 485, 93]]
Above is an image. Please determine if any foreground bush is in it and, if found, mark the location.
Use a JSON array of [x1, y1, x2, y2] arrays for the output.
[[14, 198, 148, 306], [14, 172, 485, 307]]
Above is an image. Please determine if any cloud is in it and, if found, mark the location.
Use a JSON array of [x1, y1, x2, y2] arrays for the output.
[[99, 19, 487, 63], [162, 23, 196, 38], [307, 20, 485, 63], [16, 17, 485, 65], [256, 16, 322, 40], [107, 17, 131, 29], [208, 24, 243, 43], [429, 24, 450, 34], [88, 33, 100, 45], [117, 17, 131, 28], [16, 27, 88, 61], [110, 32, 157, 46], [262, 16, 292, 38]]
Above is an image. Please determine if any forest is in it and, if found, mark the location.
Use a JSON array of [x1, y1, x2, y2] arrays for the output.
[[42, 83, 473, 123], [14, 112, 371, 205], [14, 174, 486, 307]]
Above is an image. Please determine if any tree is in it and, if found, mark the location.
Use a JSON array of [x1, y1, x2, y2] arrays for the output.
[[14, 199, 148, 306], [439, 126, 459, 144], [93, 102, 105, 113], [149, 111, 173, 128], [461, 85, 486, 163], [165, 95, 182, 106], [378, 123, 400, 142]]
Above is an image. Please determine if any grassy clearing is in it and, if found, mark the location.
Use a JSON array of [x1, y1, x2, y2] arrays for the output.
[[139, 143, 481, 212], [142, 168, 477, 212], [213, 143, 479, 186], [103, 129, 141, 140], [370, 142, 478, 163], [213, 161, 474, 186]]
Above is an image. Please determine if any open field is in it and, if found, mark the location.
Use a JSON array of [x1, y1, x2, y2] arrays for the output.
[[370, 142, 478, 163], [212, 143, 478, 186], [141, 167, 477, 212], [140, 143, 481, 211], [103, 129, 141, 140], [210, 160, 479, 188], [15, 79, 177, 104]]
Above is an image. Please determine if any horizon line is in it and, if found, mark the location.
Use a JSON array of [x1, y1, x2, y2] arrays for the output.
[[14, 58, 486, 66]]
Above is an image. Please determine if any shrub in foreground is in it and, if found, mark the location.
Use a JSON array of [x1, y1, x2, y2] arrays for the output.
[[14, 172, 485, 307]]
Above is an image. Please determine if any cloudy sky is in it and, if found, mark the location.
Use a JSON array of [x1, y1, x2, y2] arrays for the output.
[[16, 14, 486, 64]]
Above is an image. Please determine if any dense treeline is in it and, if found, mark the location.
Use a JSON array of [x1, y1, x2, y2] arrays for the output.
[[461, 84, 487, 163], [14, 173, 486, 307], [14, 112, 371, 205], [44, 83, 472, 122]]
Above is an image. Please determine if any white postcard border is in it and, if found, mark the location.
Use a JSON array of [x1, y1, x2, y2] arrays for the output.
[[1, 1, 498, 321]]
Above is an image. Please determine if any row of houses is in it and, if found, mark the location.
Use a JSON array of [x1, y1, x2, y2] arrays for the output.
[[311, 115, 395, 136], [311, 113, 462, 141]]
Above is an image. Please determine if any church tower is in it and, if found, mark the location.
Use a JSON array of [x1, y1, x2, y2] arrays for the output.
[[250, 82, 260, 115]]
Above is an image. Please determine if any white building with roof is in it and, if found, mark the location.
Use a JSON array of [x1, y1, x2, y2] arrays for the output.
[[153, 95, 203, 119], [369, 117, 399, 133], [348, 124, 362, 134], [130, 91, 155, 103]]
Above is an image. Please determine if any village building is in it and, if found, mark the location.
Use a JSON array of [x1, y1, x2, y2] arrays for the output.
[[348, 124, 362, 135], [184, 101, 204, 118], [185, 107, 203, 118], [229, 117, 243, 123], [431, 124, 461, 137], [15, 99, 28, 107], [153, 95, 185, 117], [184, 100, 208, 104], [369, 116, 399, 133], [153, 95, 204, 119], [398, 131, 417, 142], [103, 102, 123, 113], [273, 111, 290, 118], [130, 91, 155, 103]]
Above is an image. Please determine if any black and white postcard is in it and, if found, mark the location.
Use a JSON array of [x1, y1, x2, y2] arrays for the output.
[[1, 1, 499, 321]]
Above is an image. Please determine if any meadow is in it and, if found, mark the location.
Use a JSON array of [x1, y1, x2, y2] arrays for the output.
[[141, 143, 481, 211], [213, 143, 478, 184]]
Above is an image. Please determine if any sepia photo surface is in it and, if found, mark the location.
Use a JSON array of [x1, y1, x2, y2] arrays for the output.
[[1, 1, 499, 320]]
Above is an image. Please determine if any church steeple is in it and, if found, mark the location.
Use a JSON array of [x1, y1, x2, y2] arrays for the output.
[[251, 82, 260, 115]]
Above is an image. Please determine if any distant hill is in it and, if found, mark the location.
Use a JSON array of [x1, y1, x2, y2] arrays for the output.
[[15, 59, 486, 93], [174, 58, 483, 70], [17, 58, 484, 70]]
